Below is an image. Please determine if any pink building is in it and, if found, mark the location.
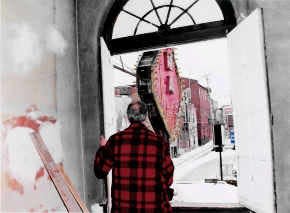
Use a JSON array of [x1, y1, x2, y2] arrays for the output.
[[181, 78, 212, 145]]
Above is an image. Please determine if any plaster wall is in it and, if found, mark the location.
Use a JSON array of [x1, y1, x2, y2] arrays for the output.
[[54, 0, 85, 200], [1, 0, 84, 205]]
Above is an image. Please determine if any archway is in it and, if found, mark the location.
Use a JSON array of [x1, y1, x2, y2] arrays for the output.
[[98, 2, 239, 211], [76, 0, 275, 212]]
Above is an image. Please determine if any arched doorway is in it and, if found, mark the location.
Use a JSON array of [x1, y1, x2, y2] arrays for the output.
[[77, 0, 276, 212]]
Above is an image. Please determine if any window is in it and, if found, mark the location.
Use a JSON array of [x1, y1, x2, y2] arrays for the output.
[[112, 0, 224, 39]]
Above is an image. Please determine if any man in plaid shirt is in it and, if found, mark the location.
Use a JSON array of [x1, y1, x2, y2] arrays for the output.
[[94, 101, 174, 213]]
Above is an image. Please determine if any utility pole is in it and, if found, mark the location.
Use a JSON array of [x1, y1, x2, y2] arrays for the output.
[[214, 108, 224, 181], [203, 73, 224, 181]]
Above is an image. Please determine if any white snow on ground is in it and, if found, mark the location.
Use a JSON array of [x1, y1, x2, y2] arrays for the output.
[[91, 203, 104, 213], [172, 143, 238, 205], [174, 146, 237, 181], [173, 141, 213, 167], [171, 182, 239, 204]]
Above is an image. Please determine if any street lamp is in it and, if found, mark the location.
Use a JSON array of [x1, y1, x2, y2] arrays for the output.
[[213, 108, 224, 181], [215, 108, 224, 125]]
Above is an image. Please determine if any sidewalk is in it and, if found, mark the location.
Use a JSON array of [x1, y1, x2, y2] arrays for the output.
[[171, 144, 239, 206], [171, 182, 239, 205], [173, 141, 213, 168]]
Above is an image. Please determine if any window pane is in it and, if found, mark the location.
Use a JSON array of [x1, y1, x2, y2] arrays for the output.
[[168, 7, 185, 24], [123, 0, 153, 17], [135, 22, 158, 35], [153, 0, 171, 7], [173, 0, 196, 9], [171, 15, 194, 29], [145, 11, 160, 27], [157, 7, 171, 24], [188, 0, 223, 23], [112, 12, 138, 38]]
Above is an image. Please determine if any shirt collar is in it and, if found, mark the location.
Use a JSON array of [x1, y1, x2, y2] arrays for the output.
[[129, 122, 146, 128]]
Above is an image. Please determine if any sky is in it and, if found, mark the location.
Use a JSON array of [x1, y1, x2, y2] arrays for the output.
[[112, 38, 232, 107]]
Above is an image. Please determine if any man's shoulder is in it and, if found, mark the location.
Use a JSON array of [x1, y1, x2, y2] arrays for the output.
[[110, 131, 124, 139], [139, 125, 160, 138], [109, 128, 134, 139], [141, 127, 167, 143], [149, 131, 164, 141], [120, 124, 160, 138]]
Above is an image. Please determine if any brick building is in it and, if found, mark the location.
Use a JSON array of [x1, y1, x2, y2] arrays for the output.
[[181, 78, 213, 145]]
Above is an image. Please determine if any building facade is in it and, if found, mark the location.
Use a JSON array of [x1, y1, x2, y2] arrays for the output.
[[177, 87, 198, 153], [181, 78, 213, 145]]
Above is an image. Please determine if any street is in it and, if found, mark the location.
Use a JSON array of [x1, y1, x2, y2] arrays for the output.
[[174, 146, 237, 182], [171, 143, 239, 205]]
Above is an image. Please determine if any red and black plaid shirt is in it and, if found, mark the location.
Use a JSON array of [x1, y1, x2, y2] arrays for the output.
[[94, 122, 174, 213]]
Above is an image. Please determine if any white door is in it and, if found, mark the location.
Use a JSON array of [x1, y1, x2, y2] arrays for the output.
[[227, 9, 275, 213], [100, 37, 116, 212], [101, 38, 117, 137]]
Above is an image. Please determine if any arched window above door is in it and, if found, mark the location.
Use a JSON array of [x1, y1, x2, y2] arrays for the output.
[[103, 0, 236, 55], [113, 0, 224, 39]]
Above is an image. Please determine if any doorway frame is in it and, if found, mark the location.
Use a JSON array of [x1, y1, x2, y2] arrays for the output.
[[76, 0, 276, 211]]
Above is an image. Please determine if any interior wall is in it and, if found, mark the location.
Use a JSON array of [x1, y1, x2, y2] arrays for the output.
[[76, 0, 115, 206], [54, 0, 85, 199], [1, 0, 57, 116], [2, 0, 84, 205]]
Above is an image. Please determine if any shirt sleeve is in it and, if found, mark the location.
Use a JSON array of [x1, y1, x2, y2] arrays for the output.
[[94, 136, 114, 179], [161, 138, 174, 187]]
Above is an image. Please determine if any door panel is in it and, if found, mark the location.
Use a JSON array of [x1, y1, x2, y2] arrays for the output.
[[101, 37, 117, 137], [227, 9, 275, 213], [100, 37, 116, 212]]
